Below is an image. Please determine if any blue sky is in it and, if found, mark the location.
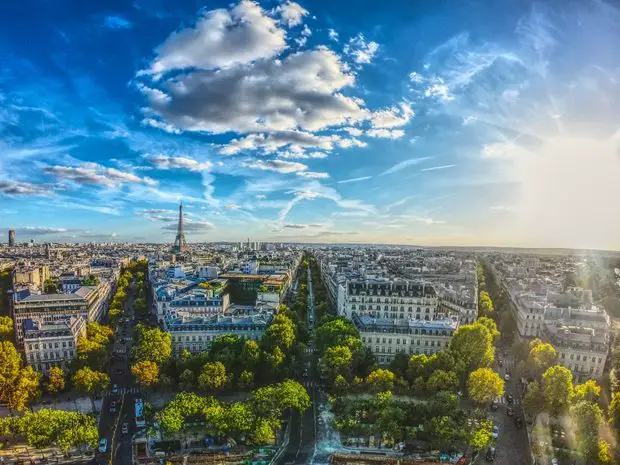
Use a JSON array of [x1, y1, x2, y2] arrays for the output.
[[1, 0, 619, 249]]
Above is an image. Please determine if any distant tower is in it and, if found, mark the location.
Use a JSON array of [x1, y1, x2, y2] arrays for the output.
[[172, 202, 187, 253], [8, 229, 15, 247]]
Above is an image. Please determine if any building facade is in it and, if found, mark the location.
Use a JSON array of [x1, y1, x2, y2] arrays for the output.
[[23, 316, 86, 373]]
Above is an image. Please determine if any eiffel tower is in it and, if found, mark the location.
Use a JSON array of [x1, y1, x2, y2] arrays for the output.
[[172, 202, 187, 253]]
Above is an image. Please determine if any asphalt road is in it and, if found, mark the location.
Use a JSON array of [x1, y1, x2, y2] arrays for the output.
[[97, 284, 139, 465], [276, 266, 318, 465], [478, 352, 531, 465]]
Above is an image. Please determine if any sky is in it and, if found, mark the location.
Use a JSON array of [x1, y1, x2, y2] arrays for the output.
[[1, 0, 620, 249]]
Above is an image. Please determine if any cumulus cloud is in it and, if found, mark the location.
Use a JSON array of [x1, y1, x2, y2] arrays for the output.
[[220, 130, 365, 156], [242, 159, 308, 173], [142, 0, 287, 75], [275, 1, 308, 27], [369, 102, 414, 129], [367, 128, 405, 139], [43, 163, 157, 187], [278, 150, 327, 159], [144, 154, 212, 171], [0, 181, 54, 196], [143, 47, 365, 134], [344, 33, 379, 64], [328, 29, 339, 42]]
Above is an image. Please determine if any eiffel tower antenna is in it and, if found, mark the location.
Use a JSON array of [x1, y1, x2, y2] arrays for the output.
[[172, 201, 187, 253]]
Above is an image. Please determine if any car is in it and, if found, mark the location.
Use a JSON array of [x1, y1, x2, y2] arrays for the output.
[[490, 400, 499, 411], [498, 359, 503, 367], [121, 423, 129, 434], [492, 425, 499, 439], [507, 406, 514, 416], [115, 368, 124, 375], [98, 438, 108, 453], [506, 394, 514, 404], [110, 400, 117, 413], [112, 384, 119, 395], [302, 369, 309, 377], [515, 416, 523, 428], [551, 459, 558, 465], [504, 373, 511, 381], [485, 447, 496, 462]]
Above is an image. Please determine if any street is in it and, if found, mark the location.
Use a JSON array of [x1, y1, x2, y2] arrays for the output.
[[477, 351, 531, 465], [97, 283, 139, 465]]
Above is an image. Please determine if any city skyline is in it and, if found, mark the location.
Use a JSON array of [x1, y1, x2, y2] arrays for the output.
[[1, 0, 620, 250]]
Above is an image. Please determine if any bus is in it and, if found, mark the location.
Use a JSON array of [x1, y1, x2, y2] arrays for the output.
[[135, 398, 146, 428]]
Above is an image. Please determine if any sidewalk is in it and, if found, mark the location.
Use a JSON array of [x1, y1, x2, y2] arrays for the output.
[[0, 446, 95, 465], [0, 397, 100, 418]]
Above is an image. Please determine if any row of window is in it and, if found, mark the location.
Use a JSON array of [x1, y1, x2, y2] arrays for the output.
[[361, 327, 451, 338], [28, 350, 74, 362], [375, 347, 439, 361], [350, 297, 434, 304], [362, 336, 446, 345], [27, 341, 74, 350], [171, 333, 261, 342], [559, 352, 603, 364], [352, 305, 433, 313]]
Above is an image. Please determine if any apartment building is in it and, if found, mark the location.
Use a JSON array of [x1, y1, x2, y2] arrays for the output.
[[167, 308, 273, 356], [354, 313, 458, 364], [23, 316, 86, 373], [12, 264, 50, 291]]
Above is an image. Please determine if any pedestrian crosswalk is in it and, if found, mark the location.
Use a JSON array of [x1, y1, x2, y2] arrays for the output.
[[495, 396, 520, 406], [103, 386, 140, 397]]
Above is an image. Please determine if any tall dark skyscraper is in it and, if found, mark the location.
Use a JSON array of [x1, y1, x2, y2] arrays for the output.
[[172, 202, 187, 254], [8, 229, 15, 247]]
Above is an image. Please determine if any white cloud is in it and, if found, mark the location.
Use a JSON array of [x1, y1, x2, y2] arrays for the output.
[[424, 82, 454, 101], [278, 150, 328, 159], [482, 142, 526, 159], [142, 0, 287, 75], [296, 171, 329, 179], [242, 159, 308, 173], [275, 1, 308, 27], [502, 89, 520, 104], [220, 130, 364, 156], [370, 102, 414, 129], [367, 128, 405, 139], [337, 176, 372, 184], [328, 29, 339, 42], [408, 72, 424, 83], [381, 156, 433, 175], [142, 47, 365, 134], [43, 163, 157, 187], [344, 33, 379, 64], [342, 127, 363, 136], [144, 154, 212, 172], [0, 181, 54, 197]]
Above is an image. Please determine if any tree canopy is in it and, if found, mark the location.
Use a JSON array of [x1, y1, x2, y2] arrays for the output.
[[467, 368, 504, 405], [541, 365, 573, 414]]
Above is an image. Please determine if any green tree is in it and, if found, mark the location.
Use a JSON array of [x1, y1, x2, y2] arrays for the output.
[[450, 323, 494, 374], [19, 409, 98, 453], [198, 361, 228, 391], [179, 369, 196, 391], [0, 341, 41, 411], [45, 366, 65, 395], [131, 360, 160, 388], [522, 381, 546, 416], [426, 370, 459, 393], [476, 316, 500, 343], [263, 314, 296, 351], [407, 354, 429, 381], [469, 420, 493, 451], [467, 368, 504, 405], [315, 318, 360, 352], [528, 343, 557, 375], [479, 291, 494, 315], [572, 379, 601, 403], [72, 367, 110, 412], [157, 392, 212, 434], [133, 325, 172, 364], [238, 370, 254, 390], [0, 316, 13, 340], [570, 400, 603, 462], [542, 365, 573, 414], [365, 369, 396, 392], [609, 392, 620, 438], [321, 345, 352, 378], [598, 439, 613, 464]]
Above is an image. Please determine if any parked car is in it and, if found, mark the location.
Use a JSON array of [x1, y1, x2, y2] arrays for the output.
[[98, 438, 108, 453], [504, 373, 511, 381], [515, 416, 523, 428], [507, 406, 514, 416], [492, 425, 499, 439], [112, 384, 119, 395], [485, 447, 496, 462], [498, 359, 503, 367], [506, 393, 514, 404], [121, 423, 129, 434], [490, 400, 499, 411]]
